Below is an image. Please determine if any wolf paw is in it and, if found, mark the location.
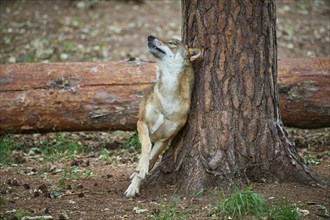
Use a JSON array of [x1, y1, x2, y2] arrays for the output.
[[124, 182, 139, 197], [137, 161, 149, 179]]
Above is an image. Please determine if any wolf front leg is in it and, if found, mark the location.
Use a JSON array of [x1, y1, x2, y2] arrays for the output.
[[125, 120, 152, 197], [136, 120, 152, 179]]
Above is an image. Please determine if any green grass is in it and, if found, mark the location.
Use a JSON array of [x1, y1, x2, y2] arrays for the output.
[[58, 166, 80, 189], [98, 148, 110, 161], [303, 153, 318, 166], [0, 196, 5, 206], [0, 133, 86, 166], [62, 166, 80, 180], [209, 187, 302, 220], [58, 178, 66, 189], [0, 135, 13, 164], [269, 197, 300, 220], [58, 166, 93, 188], [212, 187, 268, 219], [83, 169, 93, 178], [38, 134, 83, 161], [1, 133, 83, 164], [123, 131, 141, 153], [151, 198, 189, 220], [14, 208, 31, 219], [0, 135, 26, 165]]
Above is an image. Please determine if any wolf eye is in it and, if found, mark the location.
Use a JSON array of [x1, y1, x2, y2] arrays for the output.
[[168, 41, 177, 46]]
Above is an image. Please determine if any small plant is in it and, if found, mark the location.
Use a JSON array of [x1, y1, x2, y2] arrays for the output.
[[0, 135, 25, 165], [0, 135, 13, 164], [98, 148, 110, 161], [58, 165, 92, 187], [39, 134, 82, 161], [15, 208, 31, 219], [316, 204, 329, 217], [58, 167, 77, 189], [83, 169, 93, 178], [269, 197, 300, 220], [0, 196, 5, 206], [58, 178, 66, 189], [151, 198, 189, 220], [123, 131, 141, 153], [59, 166, 80, 183], [66, 166, 80, 179], [212, 187, 268, 219], [303, 154, 318, 166], [195, 187, 205, 197]]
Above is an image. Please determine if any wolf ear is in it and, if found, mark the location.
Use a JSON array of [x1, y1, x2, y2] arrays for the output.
[[189, 48, 202, 61]]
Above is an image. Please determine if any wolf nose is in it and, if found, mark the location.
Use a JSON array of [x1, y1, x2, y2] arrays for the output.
[[148, 35, 155, 41]]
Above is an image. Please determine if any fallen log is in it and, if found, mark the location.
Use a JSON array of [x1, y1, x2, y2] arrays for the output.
[[0, 58, 329, 134], [0, 61, 156, 134], [278, 58, 330, 128]]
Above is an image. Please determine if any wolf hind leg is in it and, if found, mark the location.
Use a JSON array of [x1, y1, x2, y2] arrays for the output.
[[149, 139, 171, 171]]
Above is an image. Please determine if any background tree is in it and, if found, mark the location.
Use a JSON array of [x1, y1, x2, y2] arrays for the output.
[[148, 0, 325, 193]]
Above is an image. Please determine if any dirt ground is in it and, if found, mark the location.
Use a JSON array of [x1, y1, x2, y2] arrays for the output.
[[0, 130, 329, 220], [0, 0, 330, 219]]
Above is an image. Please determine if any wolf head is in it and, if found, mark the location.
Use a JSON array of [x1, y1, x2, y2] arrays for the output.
[[147, 35, 201, 65]]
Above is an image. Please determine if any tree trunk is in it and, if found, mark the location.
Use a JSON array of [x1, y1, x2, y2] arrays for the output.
[[0, 59, 329, 134], [148, 0, 326, 193]]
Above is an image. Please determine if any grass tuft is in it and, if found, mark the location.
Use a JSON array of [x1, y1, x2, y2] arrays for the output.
[[151, 198, 189, 220], [269, 197, 300, 220], [98, 148, 110, 161], [0, 196, 5, 206], [123, 131, 141, 153], [14, 208, 31, 219], [209, 186, 268, 219], [0, 135, 13, 164], [38, 134, 83, 161], [220, 187, 267, 219], [210, 187, 302, 220], [0, 135, 25, 165]]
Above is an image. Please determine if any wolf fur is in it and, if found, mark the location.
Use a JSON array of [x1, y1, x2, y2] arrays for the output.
[[124, 35, 201, 197]]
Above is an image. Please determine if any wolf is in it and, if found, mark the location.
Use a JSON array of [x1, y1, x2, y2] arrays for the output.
[[124, 35, 202, 197]]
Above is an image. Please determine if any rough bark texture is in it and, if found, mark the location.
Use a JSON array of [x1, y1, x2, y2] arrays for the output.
[[278, 58, 330, 128], [148, 0, 326, 193], [0, 61, 156, 134], [0, 59, 329, 134]]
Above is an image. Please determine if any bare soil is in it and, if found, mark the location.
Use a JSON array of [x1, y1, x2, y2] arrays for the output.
[[0, 0, 329, 219], [0, 131, 329, 220]]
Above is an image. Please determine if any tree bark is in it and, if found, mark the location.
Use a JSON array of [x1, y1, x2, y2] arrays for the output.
[[0, 61, 155, 134], [148, 0, 326, 193], [0, 59, 329, 134], [278, 58, 330, 128]]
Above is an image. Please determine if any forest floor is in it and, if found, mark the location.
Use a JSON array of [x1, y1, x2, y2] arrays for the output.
[[0, 0, 329, 219]]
